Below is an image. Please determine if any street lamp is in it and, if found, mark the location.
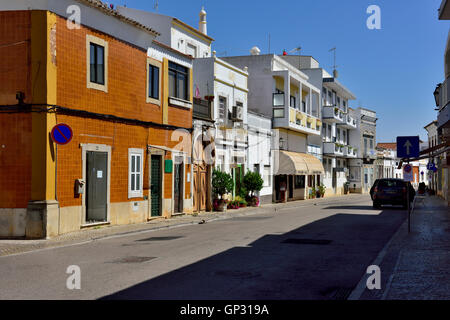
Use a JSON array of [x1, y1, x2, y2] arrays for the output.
[[433, 83, 441, 108]]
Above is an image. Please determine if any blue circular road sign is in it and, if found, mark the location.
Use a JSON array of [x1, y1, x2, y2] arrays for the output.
[[51, 123, 73, 145]]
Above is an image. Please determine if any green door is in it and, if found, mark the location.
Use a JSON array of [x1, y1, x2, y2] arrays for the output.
[[86, 151, 108, 222], [174, 163, 183, 213], [151, 155, 162, 217]]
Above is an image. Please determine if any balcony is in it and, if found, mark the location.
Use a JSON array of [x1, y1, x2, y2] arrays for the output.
[[322, 105, 344, 123], [193, 98, 212, 121], [287, 108, 321, 136], [344, 146, 357, 158], [363, 149, 377, 159], [338, 114, 357, 129], [324, 142, 344, 156]]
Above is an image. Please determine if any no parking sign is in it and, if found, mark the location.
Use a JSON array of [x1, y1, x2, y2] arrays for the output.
[[403, 164, 413, 182], [51, 123, 73, 145]]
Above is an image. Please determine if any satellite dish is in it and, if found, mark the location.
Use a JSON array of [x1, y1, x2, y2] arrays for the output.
[[250, 46, 261, 56]]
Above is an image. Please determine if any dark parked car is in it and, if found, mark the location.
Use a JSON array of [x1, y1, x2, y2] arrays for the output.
[[371, 178, 415, 209]]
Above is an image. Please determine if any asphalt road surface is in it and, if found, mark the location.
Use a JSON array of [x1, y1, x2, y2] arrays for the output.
[[0, 195, 406, 300]]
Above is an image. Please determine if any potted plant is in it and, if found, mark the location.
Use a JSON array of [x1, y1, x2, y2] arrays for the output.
[[212, 169, 233, 212], [318, 184, 326, 198], [243, 171, 264, 207], [310, 187, 316, 199], [204, 95, 215, 102]]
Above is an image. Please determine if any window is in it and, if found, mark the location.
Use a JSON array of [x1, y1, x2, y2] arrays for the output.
[[148, 64, 160, 100], [86, 35, 108, 92], [327, 91, 332, 105], [302, 101, 306, 112], [322, 125, 326, 137], [273, 108, 284, 118], [328, 124, 332, 139], [295, 175, 305, 189], [290, 95, 296, 108], [169, 61, 189, 101], [343, 130, 346, 144], [337, 96, 341, 107], [218, 96, 227, 120], [128, 149, 143, 198], [186, 43, 197, 58], [90, 43, 104, 84], [337, 128, 341, 141]]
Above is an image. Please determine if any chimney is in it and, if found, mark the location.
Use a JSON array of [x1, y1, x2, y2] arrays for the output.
[[199, 7, 207, 35]]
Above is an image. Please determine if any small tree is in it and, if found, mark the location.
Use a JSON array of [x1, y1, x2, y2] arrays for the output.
[[212, 169, 233, 200], [243, 171, 264, 197]]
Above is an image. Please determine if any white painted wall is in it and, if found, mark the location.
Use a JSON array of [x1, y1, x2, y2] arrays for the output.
[[247, 112, 273, 198]]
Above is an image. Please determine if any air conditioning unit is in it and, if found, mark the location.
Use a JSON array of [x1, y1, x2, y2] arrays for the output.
[[231, 105, 243, 122]]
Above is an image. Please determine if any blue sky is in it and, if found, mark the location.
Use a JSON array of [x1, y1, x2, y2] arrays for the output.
[[119, 0, 448, 142]]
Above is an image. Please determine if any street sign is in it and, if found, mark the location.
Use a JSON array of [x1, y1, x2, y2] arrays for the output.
[[396, 136, 420, 159], [427, 162, 436, 171], [51, 123, 73, 145], [403, 164, 413, 182]]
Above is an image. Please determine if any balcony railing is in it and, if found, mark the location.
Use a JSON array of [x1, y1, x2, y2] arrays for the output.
[[324, 142, 344, 156], [322, 105, 344, 122], [193, 98, 212, 120]]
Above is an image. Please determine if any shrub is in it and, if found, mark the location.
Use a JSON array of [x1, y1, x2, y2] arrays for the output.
[[212, 169, 233, 199], [243, 171, 264, 197]]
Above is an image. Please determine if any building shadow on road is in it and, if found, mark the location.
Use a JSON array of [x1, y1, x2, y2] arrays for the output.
[[100, 205, 407, 300], [322, 205, 405, 211]]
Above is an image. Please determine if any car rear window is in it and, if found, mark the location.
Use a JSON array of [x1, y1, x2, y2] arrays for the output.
[[379, 180, 404, 188]]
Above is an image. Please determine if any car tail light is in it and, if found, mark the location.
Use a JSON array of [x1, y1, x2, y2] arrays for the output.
[[374, 187, 378, 193]]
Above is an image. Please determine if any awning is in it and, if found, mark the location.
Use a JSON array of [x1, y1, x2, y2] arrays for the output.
[[275, 151, 325, 175]]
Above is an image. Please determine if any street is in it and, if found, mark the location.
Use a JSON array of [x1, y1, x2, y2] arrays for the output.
[[0, 195, 407, 300]]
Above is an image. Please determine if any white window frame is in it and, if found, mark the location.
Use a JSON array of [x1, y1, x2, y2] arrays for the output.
[[128, 148, 144, 199], [86, 34, 108, 92]]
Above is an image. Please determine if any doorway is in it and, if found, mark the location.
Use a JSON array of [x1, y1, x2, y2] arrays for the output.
[[173, 162, 184, 214], [150, 155, 162, 217], [86, 151, 108, 223]]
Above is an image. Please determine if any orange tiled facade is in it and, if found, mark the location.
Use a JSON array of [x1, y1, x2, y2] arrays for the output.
[[0, 10, 194, 238]]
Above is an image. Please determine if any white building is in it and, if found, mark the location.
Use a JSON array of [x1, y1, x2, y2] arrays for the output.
[[222, 52, 324, 202], [247, 111, 273, 203], [193, 54, 249, 198], [375, 143, 402, 180], [295, 56, 358, 196], [349, 107, 377, 193], [424, 120, 439, 193]]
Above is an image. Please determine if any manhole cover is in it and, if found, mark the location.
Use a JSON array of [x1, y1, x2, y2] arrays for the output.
[[136, 236, 183, 242], [282, 238, 332, 245], [109, 256, 156, 264]]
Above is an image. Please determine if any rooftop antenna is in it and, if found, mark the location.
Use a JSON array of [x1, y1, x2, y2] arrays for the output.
[[268, 33, 271, 54], [290, 46, 301, 69], [329, 47, 338, 78], [154, 0, 159, 12]]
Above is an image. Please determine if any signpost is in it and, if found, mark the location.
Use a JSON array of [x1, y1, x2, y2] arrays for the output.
[[51, 123, 73, 145], [397, 136, 420, 234], [396, 136, 420, 159]]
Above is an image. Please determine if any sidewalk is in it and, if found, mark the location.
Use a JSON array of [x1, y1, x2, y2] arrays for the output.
[[0, 194, 363, 257], [354, 195, 450, 300]]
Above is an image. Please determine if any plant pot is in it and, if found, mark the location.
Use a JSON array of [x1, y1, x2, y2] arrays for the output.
[[218, 202, 227, 212]]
